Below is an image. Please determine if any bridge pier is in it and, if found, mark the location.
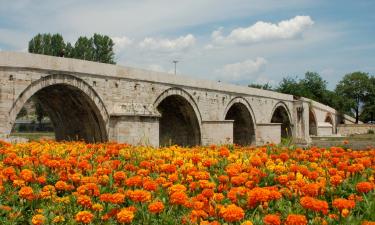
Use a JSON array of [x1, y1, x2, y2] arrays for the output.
[[201, 121, 234, 145], [109, 115, 159, 146]]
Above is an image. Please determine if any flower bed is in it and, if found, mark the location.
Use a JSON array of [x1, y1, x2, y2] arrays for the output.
[[0, 141, 374, 224]]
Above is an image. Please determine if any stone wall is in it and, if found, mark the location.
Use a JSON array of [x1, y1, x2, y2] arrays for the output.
[[337, 124, 375, 136], [256, 123, 281, 145], [201, 121, 233, 145]]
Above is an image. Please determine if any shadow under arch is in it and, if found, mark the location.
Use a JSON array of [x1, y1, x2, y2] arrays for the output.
[[270, 102, 292, 138], [309, 108, 318, 136], [223, 97, 256, 145], [154, 88, 201, 146], [9, 74, 109, 142], [325, 113, 335, 134]]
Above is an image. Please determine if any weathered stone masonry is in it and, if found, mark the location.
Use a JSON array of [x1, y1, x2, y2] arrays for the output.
[[0, 52, 356, 146]]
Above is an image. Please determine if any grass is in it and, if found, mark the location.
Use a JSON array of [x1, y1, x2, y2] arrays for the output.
[[10, 132, 55, 141], [311, 134, 375, 150]]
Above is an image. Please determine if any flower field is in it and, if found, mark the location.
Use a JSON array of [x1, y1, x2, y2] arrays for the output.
[[0, 141, 374, 225]]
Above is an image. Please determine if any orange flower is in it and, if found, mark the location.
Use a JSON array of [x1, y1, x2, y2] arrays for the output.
[[129, 190, 151, 203], [169, 184, 187, 194], [219, 204, 244, 222], [332, 198, 356, 211], [55, 181, 69, 191], [148, 201, 164, 214], [247, 187, 281, 208], [300, 196, 329, 214], [114, 171, 126, 183], [112, 193, 126, 204], [31, 214, 45, 225], [20, 169, 34, 182], [170, 191, 188, 205], [116, 208, 134, 224], [263, 214, 281, 225], [330, 175, 343, 186], [356, 182, 374, 193], [77, 195, 92, 208], [301, 183, 321, 197], [285, 214, 307, 225], [92, 203, 104, 212], [276, 175, 288, 185], [219, 147, 230, 157], [341, 208, 350, 217], [125, 176, 143, 187], [19, 186, 34, 200], [143, 180, 158, 191], [75, 211, 94, 224]]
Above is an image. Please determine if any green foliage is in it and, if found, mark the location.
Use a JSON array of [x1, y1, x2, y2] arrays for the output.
[[92, 33, 115, 64], [335, 72, 371, 123], [275, 72, 342, 108], [248, 83, 273, 90], [28, 33, 116, 64], [73, 36, 94, 60], [17, 107, 28, 118], [276, 76, 305, 97], [360, 76, 375, 122]]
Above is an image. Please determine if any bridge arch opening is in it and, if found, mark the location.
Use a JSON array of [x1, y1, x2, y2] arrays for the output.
[[271, 104, 292, 138], [10, 75, 108, 143], [309, 109, 318, 136], [225, 102, 255, 145], [157, 95, 201, 146], [325, 113, 335, 134]]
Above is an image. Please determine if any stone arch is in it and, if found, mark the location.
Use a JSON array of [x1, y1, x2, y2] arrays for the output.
[[270, 102, 292, 138], [223, 97, 256, 145], [325, 113, 335, 134], [309, 109, 318, 136], [154, 88, 201, 146], [9, 74, 109, 142]]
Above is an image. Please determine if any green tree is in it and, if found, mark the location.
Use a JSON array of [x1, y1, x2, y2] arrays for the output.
[[64, 42, 74, 58], [73, 36, 94, 61], [29, 33, 65, 56], [360, 75, 375, 122], [33, 99, 46, 128], [276, 76, 305, 97], [300, 72, 328, 103], [248, 83, 273, 90], [335, 72, 371, 123], [51, 34, 65, 56], [28, 34, 43, 54], [28, 33, 116, 64], [92, 33, 115, 64]]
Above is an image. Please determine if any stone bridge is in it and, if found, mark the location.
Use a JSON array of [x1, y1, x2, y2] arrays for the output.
[[0, 52, 356, 146]]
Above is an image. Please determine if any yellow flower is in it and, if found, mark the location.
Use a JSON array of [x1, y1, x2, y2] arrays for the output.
[[52, 216, 65, 223], [32, 214, 45, 225]]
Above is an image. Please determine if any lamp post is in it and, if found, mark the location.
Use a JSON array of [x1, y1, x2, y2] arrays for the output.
[[172, 60, 178, 75]]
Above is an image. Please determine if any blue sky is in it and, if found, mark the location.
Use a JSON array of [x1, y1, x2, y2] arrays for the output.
[[1, 0, 374, 89]]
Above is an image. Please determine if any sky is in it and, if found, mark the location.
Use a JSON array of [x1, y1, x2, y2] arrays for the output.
[[1, 0, 374, 89]]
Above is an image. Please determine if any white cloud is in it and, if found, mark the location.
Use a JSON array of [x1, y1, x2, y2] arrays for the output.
[[139, 34, 196, 52], [212, 15, 314, 45], [112, 36, 133, 52], [215, 57, 267, 81]]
